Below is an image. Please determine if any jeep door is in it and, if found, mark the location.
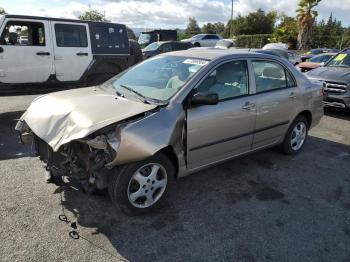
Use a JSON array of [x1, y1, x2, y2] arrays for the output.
[[187, 60, 256, 169], [0, 18, 53, 83], [51, 21, 92, 82], [250, 59, 299, 149]]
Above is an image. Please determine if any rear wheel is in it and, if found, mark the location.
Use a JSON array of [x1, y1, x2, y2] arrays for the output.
[[194, 42, 200, 47], [280, 115, 309, 155], [108, 153, 174, 215]]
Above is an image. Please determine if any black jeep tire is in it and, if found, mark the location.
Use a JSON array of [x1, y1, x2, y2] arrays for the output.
[[129, 39, 143, 65], [108, 153, 174, 216]]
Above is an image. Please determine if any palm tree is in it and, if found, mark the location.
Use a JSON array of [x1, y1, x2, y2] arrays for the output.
[[296, 0, 321, 50]]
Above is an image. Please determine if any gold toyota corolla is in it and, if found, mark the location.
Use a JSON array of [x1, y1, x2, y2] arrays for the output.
[[16, 49, 324, 215]]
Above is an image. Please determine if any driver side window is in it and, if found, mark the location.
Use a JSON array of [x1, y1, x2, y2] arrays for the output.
[[197, 60, 249, 100]]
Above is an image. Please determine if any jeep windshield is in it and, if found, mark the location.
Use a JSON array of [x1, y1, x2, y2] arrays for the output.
[[138, 32, 152, 45], [326, 52, 350, 68], [105, 56, 208, 103]]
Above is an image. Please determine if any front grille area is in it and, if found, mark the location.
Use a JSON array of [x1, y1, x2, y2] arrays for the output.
[[324, 81, 348, 94]]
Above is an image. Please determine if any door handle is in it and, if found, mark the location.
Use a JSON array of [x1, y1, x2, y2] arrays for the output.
[[0, 47, 3, 53], [289, 92, 297, 99], [242, 102, 255, 110], [76, 52, 88, 56], [36, 51, 50, 56]]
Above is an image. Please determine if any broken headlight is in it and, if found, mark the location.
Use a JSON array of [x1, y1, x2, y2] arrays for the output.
[[86, 132, 120, 153]]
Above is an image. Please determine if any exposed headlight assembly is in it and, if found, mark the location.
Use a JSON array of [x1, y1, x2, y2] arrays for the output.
[[86, 131, 120, 153]]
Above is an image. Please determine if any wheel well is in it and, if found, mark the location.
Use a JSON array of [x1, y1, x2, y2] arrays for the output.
[[158, 146, 179, 179], [297, 110, 312, 127]]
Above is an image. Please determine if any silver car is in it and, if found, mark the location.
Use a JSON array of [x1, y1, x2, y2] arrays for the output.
[[16, 49, 324, 215]]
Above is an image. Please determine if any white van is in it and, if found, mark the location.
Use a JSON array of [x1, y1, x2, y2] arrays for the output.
[[0, 15, 142, 93]]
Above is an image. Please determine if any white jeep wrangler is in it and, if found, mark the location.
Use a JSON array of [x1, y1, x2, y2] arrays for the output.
[[0, 15, 142, 93]]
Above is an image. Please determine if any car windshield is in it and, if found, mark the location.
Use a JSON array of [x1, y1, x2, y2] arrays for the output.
[[309, 54, 333, 63], [138, 33, 151, 44], [143, 42, 161, 51], [326, 52, 350, 68], [106, 56, 208, 103]]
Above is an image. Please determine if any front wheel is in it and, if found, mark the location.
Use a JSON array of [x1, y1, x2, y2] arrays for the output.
[[280, 115, 309, 155], [108, 153, 174, 215]]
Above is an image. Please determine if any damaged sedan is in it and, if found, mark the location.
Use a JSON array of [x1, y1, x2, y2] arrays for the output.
[[16, 49, 324, 215]]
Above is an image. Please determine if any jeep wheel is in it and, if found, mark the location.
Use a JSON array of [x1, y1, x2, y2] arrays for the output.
[[280, 115, 308, 155], [108, 153, 174, 215]]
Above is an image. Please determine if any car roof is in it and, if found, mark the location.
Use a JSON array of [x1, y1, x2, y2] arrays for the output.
[[164, 48, 284, 61], [3, 14, 124, 26]]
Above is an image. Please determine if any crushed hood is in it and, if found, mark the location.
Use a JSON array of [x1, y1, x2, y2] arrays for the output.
[[20, 86, 156, 151]]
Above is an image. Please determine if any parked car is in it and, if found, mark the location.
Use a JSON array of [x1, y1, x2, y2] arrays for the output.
[[181, 34, 222, 47], [138, 30, 177, 49], [16, 49, 324, 215], [142, 41, 192, 59], [301, 48, 338, 62], [288, 51, 302, 65], [0, 15, 142, 93], [306, 49, 350, 109], [262, 43, 289, 50], [296, 53, 336, 72]]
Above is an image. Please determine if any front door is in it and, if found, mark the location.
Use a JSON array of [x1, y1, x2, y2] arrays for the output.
[[250, 60, 299, 149], [187, 60, 256, 169], [51, 21, 92, 82], [0, 19, 53, 83]]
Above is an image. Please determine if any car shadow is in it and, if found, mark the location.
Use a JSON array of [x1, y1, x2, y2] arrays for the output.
[[0, 110, 32, 161], [324, 107, 350, 121], [55, 136, 350, 261]]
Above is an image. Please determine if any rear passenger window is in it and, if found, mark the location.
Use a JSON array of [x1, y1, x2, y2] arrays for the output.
[[94, 26, 125, 50], [55, 24, 87, 47], [252, 61, 296, 93], [197, 60, 249, 100]]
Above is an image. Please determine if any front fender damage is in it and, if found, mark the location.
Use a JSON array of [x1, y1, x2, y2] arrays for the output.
[[16, 103, 186, 190]]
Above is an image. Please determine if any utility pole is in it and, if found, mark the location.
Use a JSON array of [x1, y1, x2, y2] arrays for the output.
[[230, 0, 233, 38]]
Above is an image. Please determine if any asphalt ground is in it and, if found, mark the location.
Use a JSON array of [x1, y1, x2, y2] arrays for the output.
[[0, 94, 349, 262]]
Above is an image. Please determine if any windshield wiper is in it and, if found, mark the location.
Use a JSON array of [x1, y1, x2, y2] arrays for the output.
[[119, 85, 150, 104]]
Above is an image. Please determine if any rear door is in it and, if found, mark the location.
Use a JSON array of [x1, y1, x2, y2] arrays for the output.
[[0, 18, 53, 83], [51, 21, 92, 82], [250, 59, 299, 149], [187, 60, 256, 169]]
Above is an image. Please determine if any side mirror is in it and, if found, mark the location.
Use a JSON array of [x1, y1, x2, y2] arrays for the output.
[[191, 91, 218, 106]]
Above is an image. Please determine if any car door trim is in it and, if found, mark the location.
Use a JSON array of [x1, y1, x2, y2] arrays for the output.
[[189, 120, 289, 152]]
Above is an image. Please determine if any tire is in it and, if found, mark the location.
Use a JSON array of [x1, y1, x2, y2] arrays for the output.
[[108, 153, 174, 215], [280, 115, 309, 155], [194, 42, 200, 47], [129, 39, 143, 65]]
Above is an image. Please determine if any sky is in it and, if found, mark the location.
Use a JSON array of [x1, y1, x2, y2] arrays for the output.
[[1, 0, 350, 29]]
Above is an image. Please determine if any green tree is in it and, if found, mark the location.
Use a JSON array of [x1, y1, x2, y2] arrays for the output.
[[213, 22, 225, 36], [184, 17, 201, 38], [312, 13, 343, 48], [296, 0, 321, 50], [0, 7, 6, 14], [225, 9, 276, 37], [202, 23, 216, 34], [271, 14, 298, 49], [126, 27, 136, 40], [79, 9, 108, 22]]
